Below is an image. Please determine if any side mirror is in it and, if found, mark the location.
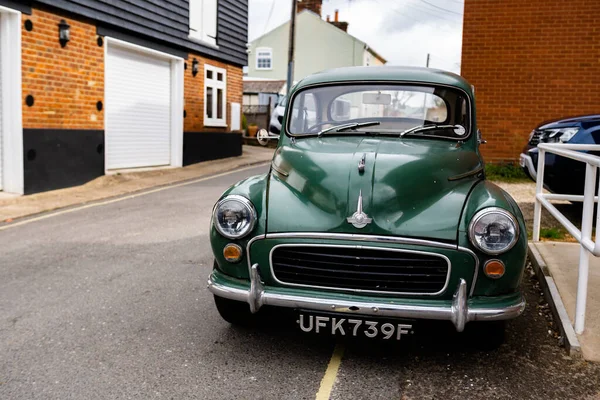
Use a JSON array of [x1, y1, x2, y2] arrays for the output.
[[477, 129, 487, 145], [257, 128, 279, 146]]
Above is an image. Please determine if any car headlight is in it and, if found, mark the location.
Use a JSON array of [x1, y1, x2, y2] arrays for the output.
[[213, 195, 257, 239], [469, 208, 519, 255], [544, 127, 579, 143]]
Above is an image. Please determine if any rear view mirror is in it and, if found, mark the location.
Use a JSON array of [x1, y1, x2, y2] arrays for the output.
[[362, 92, 391, 105], [257, 129, 279, 146]]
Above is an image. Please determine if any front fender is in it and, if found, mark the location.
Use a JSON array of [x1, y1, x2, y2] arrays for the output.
[[210, 173, 269, 279], [458, 181, 528, 296]]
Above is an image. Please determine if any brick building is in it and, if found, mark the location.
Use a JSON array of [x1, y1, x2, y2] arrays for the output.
[[461, 0, 600, 163], [0, 0, 247, 194]]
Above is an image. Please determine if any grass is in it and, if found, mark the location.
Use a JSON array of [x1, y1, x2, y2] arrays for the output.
[[485, 163, 530, 183], [540, 227, 566, 240]]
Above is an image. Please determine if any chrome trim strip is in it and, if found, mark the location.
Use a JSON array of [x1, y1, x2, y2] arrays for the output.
[[448, 166, 484, 181], [268, 243, 452, 297], [208, 273, 525, 332], [271, 163, 289, 177], [265, 232, 457, 250], [246, 234, 266, 278], [458, 246, 480, 297]]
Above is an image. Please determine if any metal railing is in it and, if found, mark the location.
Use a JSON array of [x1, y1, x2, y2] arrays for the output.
[[533, 143, 600, 334]]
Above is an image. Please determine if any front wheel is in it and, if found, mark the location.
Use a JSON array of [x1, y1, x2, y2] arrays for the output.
[[214, 295, 256, 326]]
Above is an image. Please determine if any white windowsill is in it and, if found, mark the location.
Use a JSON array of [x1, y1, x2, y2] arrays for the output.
[[188, 34, 219, 49], [204, 121, 228, 128]]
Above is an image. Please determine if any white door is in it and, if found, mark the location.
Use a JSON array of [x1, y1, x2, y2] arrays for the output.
[[105, 44, 172, 170]]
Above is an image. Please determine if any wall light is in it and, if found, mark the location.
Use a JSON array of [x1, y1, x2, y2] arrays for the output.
[[192, 59, 199, 77], [58, 19, 70, 48]]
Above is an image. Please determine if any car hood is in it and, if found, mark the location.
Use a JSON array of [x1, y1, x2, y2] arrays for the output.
[[538, 114, 600, 130], [266, 136, 482, 242]]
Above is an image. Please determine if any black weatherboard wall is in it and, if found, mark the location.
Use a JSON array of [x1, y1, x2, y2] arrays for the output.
[[31, 0, 248, 65], [183, 132, 243, 166], [23, 130, 105, 194]]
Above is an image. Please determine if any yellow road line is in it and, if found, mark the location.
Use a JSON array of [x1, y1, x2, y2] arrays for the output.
[[316, 343, 345, 400], [0, 163, 270, 232]]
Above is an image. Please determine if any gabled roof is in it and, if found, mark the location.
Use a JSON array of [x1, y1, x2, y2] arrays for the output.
[[250, 9, 386, 64], [243, 79, 286, 94]]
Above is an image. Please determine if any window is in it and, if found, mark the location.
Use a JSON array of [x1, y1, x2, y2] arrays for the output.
[[256, 48, 272, 70], [288, 84, 470, 139], [205, 64, 227, 127], [189, 0, 217, 46]]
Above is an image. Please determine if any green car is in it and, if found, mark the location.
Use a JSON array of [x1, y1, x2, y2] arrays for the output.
[[208, 66, 527, 343]]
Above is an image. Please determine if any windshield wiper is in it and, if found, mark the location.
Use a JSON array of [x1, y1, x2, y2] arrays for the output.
[[317, 121, 381, 137], [399, 124, 465, 137]]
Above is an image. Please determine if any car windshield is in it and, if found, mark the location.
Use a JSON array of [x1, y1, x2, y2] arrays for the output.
[[287, 84, 470, 139]]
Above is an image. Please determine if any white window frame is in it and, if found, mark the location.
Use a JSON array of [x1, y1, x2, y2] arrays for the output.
[[0, 6, 24, 194], [255, 47, 272, 70], [204, 64, 227, 127], [189, 0, 218, 47]]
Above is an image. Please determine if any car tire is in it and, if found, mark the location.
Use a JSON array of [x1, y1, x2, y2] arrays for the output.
[[466, 320, 506, 350], [214, 295, 256, 326]]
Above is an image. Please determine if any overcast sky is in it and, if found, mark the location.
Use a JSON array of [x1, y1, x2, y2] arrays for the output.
[[248, 0, 464, 73]]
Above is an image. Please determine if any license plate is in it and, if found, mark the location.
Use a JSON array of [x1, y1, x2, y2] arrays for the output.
[[297, 312, 414, 340]]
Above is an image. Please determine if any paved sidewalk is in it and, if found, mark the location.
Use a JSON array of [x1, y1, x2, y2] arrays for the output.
[[534, 241, 600, 361], [0, 146, 273, 222]]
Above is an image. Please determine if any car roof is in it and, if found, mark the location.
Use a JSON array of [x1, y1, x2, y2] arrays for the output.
[[293, 66, 473, 95]]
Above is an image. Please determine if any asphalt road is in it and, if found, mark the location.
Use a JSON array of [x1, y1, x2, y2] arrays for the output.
[[1, 164, 600, 400]]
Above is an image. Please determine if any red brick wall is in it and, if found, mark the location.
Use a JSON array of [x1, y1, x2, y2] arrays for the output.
[[461, 0, 600, 163], [22, 8, 242, 134], [22, 8, 104, 129], [183, 54, 243, 132]]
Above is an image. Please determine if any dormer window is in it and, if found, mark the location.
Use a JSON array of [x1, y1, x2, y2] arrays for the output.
[[189, 0, 217, 46], [256, 48, 272, 70]]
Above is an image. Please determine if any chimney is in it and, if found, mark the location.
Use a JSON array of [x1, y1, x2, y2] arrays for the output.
[[297, 0, 322, 17], [326, 15, 330, 22], [329, 9, 349, 32]]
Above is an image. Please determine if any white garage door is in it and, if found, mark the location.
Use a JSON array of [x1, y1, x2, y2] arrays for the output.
[[106, 44, 172, 170]]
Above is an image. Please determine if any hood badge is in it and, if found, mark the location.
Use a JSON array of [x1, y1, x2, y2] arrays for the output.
[[347, 190, 372, 229], [358, 153, 366, 174]]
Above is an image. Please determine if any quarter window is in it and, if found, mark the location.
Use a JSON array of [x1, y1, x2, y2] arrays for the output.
[[205, 64, 227, 127], [256, 48, 272, 70], [189, 0, 217, 46]]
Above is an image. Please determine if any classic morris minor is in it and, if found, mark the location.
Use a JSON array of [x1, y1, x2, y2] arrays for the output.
[[208, 66, 527, 344]]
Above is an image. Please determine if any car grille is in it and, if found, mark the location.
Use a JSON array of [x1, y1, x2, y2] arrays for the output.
[[271, 246, 449, 294], [529, 129, 543, 146]]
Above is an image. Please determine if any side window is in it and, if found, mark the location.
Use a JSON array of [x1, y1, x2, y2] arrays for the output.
[[256, 48, 272, 70], [189, 0, 217, 46], [290, 93, 317, 132], [205, 64, 227, 126]]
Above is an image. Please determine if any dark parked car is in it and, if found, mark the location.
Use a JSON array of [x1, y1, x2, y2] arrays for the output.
[[520, 115, 600, 194]]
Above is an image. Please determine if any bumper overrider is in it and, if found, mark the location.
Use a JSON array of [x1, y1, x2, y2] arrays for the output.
[[208, 264, 526, 332]]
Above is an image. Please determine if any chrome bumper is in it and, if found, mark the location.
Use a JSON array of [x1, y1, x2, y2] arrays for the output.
[[208, 264, 526, 332], [520, 153, 537, 180]]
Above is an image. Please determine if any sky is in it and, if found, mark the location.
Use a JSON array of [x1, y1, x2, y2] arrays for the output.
[[248, 0, 464, 73]]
